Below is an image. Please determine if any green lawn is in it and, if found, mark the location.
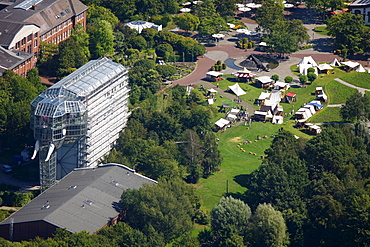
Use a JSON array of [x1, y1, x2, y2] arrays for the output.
[[314, 26, 329, 36], [340, 73, 370, 89], [310, 107, 343, 123], [326, 80, 358, 104], [195, 123, 280, 211]]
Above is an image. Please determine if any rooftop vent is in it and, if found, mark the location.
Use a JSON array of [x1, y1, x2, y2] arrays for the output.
[[84, 199, 93, 206], [41, 201, 50, 209], [110, 180, 119, 186], [68, 185, 77, 190]]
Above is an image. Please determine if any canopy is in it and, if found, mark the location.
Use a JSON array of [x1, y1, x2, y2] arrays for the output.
[[330, 58, 341, 66], [272, 115, 284, 124], [206, 71, 223, 77], [246, 3, 262, 8], [229, 108, 240, 115], [180, 8, 191, 12], [209, 88, 218, 93], [258, 42, 267, 46], [284, 3, 294, 8], [341, 61, 359, 68], [207, 98, 214, 105], [125, 21, 162, 34], [256, 76, 272, 84], [238, 7, 251, 12], [318, 64, 333, 71], [274, 81, 290, 89], [228, 83, 246, 96], [286, 92, 296, 97], [215, 118, 230, 128], [355, 64, 366, 72], [236, 29, 251, 35], [227, 23, 236, 28], [298, 56, 318, 67], [212, 34, 225, 39]]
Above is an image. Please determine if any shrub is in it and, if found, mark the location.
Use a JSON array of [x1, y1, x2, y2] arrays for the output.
[[284, 76, 293, 83], [307, 72, 317, 82], [307, 67, 315, 73], [222, 63, 226, 70], [216, 60, 222, 65]]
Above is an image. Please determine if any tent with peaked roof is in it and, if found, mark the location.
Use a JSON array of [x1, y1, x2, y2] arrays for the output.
[[299, 64, 318, 75], [228, 83, 246, 96], [355, 64, 366, 72], [341, 61, 359, 68], [330, 58, 341, 66], [298, 56, 318, 67]]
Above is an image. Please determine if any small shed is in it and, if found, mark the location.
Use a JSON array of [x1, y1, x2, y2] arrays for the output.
[[257, 92, 271, 105], [206, 71, 223, 82], [307, 101, 323, 111], [317, 64, 334, 74], [303, 104, 316, 115], [315, 87, 323, 95], [273, 81, 290, 91], [272, 115, 284, 124], [285, 92, 296, 103], [254, 110, 273, 121], [256, 76, 273, 88]]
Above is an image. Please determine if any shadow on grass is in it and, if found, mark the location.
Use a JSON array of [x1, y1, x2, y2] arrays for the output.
[[234, 174, 252, 188], [225, 192, 248, 202]]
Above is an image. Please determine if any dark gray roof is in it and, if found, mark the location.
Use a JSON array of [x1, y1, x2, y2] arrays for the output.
[[0, 164, 156, 233], [0, 0, 88, 35], [0, 45, 33, 75], [350, 0, 370, 7], [0, 20, 38, 48]]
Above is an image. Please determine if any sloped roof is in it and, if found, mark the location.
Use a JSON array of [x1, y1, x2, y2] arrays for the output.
[[0, 45, 33, 75], [318, 64, 333, 71], [0, 164, 156, 234], [298, 56, 318, 67], [0, 0, 87, 35]]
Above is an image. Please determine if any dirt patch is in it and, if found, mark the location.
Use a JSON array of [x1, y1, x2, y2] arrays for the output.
[[229, 137, 242, 142]]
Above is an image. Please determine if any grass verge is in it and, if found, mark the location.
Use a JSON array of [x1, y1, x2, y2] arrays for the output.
[[326, 80, 358, 104], [340, 73, 370, 89]]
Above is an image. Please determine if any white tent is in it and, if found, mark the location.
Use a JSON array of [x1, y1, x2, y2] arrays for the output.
[[330, 58, 341, 66], [341, 61, 359, 68], [298, 56, 318, 67], [299, 63, 317, 75], [229, 108, 240, 115], [304, 104, 316, 115], [256, 76, 273, 84], [237, 67, 252, 74], [318, 64, 333, 71], [258, 92, 271, 100], [272, 115, 284, 124], [355, 64, 366, 72], [215, 118, 230, 128], [228, 83, 246, 96], [209, 88, 218, 93], [207, 99, 214, 105], [125, 20, 162, 34]]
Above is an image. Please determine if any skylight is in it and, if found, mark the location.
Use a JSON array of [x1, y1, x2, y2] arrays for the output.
[[14, 0, 43, 11]]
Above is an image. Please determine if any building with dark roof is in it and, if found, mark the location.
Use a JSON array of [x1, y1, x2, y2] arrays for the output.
[[0, 164, 157, 242], [0, 0, 87, 76], [349, 0, 370, 25]]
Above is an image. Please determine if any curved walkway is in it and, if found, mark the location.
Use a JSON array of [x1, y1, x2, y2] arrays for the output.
[[334, 78, 370, 96]]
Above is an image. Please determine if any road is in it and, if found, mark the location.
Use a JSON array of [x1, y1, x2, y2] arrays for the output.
[[0, 171, 40, 191]]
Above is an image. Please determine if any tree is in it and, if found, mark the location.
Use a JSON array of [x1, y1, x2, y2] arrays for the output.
[[197, 16, 228, 36], [340, 91, 370, 122], [271, 74, 279, 82], [193, 0, 217, 17], [306, 0, 346, 15], [284, 76, 293, 84], [128, 35, 147, 50], [211, 196, 251, 235], [173, 13, 200, 32], [249, 203, 289, 247], [88, 20, 115, 59], [155, 43, 174, 61], [156, 65, 176, 79], [326, 12, 367, 53], [87, 4, 119, 27], [307, 72, 317, 82], [255, 0, 284, 34], [299, 74, 308, 85], [102, 0, 136, 21], [57, 37, 88, 77], [119, 180, 199, 244], [214, 0, 236, 16]]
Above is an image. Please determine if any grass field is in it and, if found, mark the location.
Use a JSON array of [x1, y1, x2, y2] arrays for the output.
[[326, 80, 358, 104], [195, 123, 281, 211], [340, 73, 370, 89], [314, 26, 329, 36], [310, 107, 343, 123]]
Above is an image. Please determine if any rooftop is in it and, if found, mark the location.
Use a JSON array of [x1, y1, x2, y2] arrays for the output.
[[0, 164, 156, 233]]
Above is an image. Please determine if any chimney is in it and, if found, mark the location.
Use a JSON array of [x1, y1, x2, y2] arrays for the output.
[[32, 5, 37, 10]]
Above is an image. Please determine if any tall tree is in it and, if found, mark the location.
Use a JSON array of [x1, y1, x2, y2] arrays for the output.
[[88, 20, 115, 59], [341, 91, 370, 122], [249, 203, 289, 247], [255, 0, 284, 34], [173, 13, 200, 32]]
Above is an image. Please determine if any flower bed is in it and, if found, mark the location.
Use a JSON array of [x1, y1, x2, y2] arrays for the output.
[[170, 62, 196, 80]]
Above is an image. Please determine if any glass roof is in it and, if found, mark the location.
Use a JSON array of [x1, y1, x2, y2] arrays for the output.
[[49, 57, 127, 97]]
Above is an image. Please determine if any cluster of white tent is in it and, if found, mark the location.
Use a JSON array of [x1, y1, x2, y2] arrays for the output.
[[294, 100, 323, 122], [298, 56, 369, 75]]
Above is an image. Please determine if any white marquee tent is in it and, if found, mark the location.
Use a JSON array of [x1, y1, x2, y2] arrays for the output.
[[228, 83, 246, 96], [298, 56, 318, 67], [125, 21, 162, 34], [330, 58, 341, 66]]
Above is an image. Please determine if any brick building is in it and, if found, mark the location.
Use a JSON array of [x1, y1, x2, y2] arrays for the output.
[[0, 0, 88, 77]]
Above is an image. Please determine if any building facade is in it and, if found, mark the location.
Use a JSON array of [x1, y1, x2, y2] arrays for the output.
[[349, 0, 370, 25], [30, 57, 130, 189], [0, 0, 87, 76]]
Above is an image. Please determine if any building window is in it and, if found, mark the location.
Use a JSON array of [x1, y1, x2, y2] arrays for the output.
[[368, 12, 370, 22], [354, 10, 361, 15], [27, 45, 32, 53], [15, 42, 20, 49], [34, 40, 38, 47], [35, 32, 38, 38], [21, 37, 26, 45], [27, 34, 32, 42]]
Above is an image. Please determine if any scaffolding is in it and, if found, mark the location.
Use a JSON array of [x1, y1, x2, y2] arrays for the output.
[[31, 58, 130, 190]]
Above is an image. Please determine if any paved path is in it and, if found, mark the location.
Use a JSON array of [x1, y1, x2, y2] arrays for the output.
[[334, 78, 370, 96]]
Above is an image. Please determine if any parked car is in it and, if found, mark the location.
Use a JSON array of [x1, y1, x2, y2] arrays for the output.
[[2, 164, 12, 173]]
